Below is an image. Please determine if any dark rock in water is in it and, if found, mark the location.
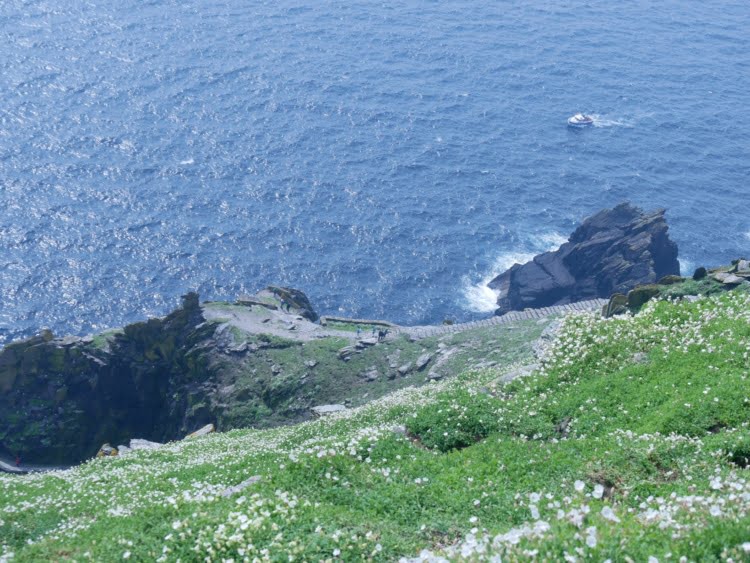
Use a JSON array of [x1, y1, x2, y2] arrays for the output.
[[488, 203, 680, 315], [693, 267, 707, 280]]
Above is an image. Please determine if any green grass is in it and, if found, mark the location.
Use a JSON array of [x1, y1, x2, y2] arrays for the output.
[[89, 328, 123, 350], [210, 320, 546, 432], [2, 292, 750, 561], [322, 320, 380, 333]]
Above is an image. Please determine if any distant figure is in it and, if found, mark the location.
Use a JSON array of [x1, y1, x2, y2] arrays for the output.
[[371, 327, 377, 337], [356, 326, 362, 338], [377, 329, 389, 342]]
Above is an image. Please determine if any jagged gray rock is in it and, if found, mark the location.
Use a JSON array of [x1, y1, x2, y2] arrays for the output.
[[361, 367, 380, 382], [256, 286, 319, 322], [129, 438, 164, 450], [185, 423, 215, 439], [713, 272, 744, 285], [488, 203, 680, 315], [415, 353, 432, 371], [397, 363, 412, 376], [220, 475, 262, 497]]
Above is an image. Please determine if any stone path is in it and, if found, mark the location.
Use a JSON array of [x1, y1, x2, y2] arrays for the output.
[[205, 298, 608, 344], [396, 299, 608, 340]]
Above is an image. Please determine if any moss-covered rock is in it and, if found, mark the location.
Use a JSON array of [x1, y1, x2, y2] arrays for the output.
[[0, 293, 217, 464], [657, 275, 684, 285], [602, 293, 628, 318], [626, 285, 662, 311]]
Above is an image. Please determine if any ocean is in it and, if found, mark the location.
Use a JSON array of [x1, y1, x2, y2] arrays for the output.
[[1, 0, 749, 343]]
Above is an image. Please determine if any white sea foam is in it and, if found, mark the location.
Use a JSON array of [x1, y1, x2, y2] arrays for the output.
[[590, 114, 634, 128], [745, 230, 750, 241], [180, 158, 195, 165], [678, 257, 695, 277], [462, 233, 568, 313]]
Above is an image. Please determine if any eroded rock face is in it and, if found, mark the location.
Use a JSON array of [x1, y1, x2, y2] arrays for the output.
[[0, 293, 216, 465], [488, 203, 680, 314]]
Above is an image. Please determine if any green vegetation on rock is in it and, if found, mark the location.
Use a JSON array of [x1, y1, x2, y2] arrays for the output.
[[2, 289, 749, 561]]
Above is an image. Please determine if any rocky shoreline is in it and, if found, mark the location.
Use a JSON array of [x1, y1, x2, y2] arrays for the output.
[[0, 284, 558, 466], [2, 203, 748, 468], [488, 202, 680, 315]]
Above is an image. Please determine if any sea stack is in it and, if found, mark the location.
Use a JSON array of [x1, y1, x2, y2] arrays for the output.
[[488, 203, 680, 315]]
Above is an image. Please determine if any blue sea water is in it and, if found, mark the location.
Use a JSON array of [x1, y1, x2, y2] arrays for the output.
[[1, 0, 749, 343]]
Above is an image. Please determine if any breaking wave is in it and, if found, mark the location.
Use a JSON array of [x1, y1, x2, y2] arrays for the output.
[[461, 232, 568, 314]]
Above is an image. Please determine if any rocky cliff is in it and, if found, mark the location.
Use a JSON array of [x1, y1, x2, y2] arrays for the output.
[[488, 203, 680, 314], [2, 285, 542, 466], [0, 292, 217, 464]]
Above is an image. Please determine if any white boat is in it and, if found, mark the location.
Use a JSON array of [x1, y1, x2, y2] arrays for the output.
[[567, 113, 594, 127]]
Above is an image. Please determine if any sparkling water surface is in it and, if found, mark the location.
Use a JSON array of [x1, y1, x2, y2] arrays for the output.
[[1, 0, 749, 342]]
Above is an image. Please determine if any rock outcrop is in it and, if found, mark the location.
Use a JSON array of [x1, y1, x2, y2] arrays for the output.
[[0, 292, 216, 465], [488, 203, 680, 315], [256, 286, 319, 322]]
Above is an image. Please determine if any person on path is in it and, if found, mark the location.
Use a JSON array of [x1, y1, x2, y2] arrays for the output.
[[371, 327, 377, 337], [356, 326, 362, 338]]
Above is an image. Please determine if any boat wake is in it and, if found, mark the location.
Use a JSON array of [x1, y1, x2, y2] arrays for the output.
[[590, 114, 635, 128]]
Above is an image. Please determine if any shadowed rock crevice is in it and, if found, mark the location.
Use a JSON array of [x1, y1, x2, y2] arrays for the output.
[[0, 293, 216, 465], [488, 203, 680, 315]]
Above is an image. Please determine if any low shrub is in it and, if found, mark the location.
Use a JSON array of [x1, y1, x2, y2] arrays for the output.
[[406, 389, 501, 452]]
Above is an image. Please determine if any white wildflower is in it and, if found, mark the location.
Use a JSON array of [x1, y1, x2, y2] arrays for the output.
[[601, 506, 620, 523], [592, 484, 604, 499], [585, 526, 597, 548]]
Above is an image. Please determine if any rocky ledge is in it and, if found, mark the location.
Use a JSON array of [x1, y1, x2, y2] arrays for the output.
[[488, 202, 680, 315]]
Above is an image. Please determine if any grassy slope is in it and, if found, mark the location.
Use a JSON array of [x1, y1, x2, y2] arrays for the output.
[[1, 292, 750, 562], [207, 318, 546, 430]]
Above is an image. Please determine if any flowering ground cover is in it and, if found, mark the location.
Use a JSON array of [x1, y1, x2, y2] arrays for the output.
[[1, 290, 749, 561]]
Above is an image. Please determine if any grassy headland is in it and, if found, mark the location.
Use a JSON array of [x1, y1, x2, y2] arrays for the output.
[[1, 288, 750, 561]]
